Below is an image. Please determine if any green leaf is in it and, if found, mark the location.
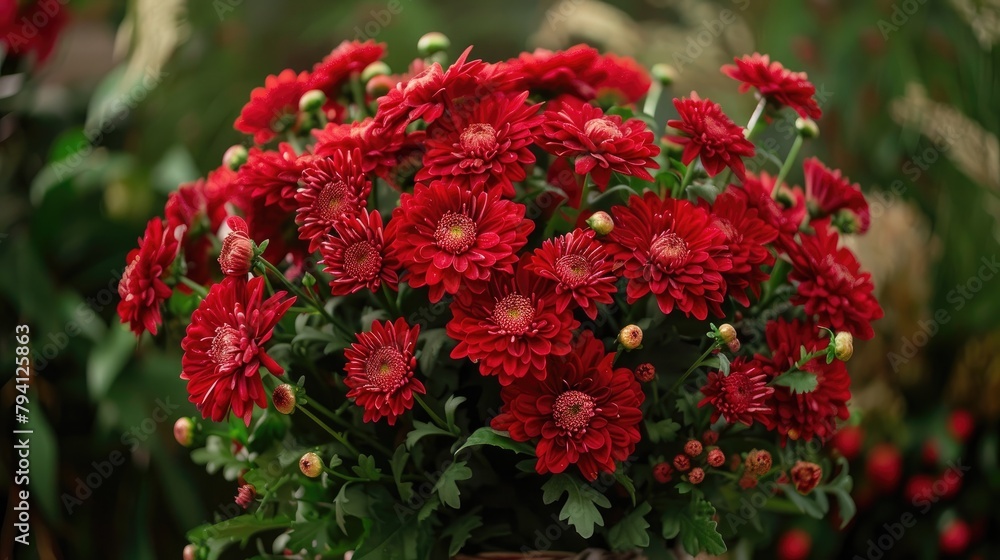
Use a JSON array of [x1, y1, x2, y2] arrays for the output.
[[608, 501, 652, 551], [825, 457, 856, 528], [772, 370, 819, 394], [455, 427, 536, 457], [661, 509, 680, 539], [444, 395, 466, 430], [390, 446, 414, 502], [685, 179, 722, 203], [418, 328, 453, 375], [352, 454, 382, 481], [645, 419, 681, 444], [187, 514, 292, 560], [541, 474, 612, 539], [433, 461, 473, 509], [442, 513, 484, 556], [614, 470, 637, 506], [405, 420, 454, 449], [678, 495, 727, 556], [777, 484, 827, 519]]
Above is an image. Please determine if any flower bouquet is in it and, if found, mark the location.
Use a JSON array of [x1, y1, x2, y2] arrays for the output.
[[117, 34, 884, 558]]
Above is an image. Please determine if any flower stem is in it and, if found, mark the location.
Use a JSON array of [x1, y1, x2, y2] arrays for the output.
[[381, 284, 402, 318], [308, 398, 394, 456], [350, 73, 369, 119], [297, 404, 360, 456], [675, 163, 695, 199], [794, 349, 828, 370], [669, 342, 722, 396], [744, 97, 767, 140], [772, 134, 804, 197], [414, 394, 452, 433], [258, 259, 354, 339], [178, 276, 208, 298], [642, 82, 662, 118]]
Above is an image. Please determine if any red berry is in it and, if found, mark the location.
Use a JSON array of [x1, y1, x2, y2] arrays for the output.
[[948, 409, 975, 443], [673, 454, 691, 472], [684, 439, 703, 457], [688, 467, 705, 484], [707, 448, 725, 468], [939, 518, 971, 556], [830, 425, 864, 461], [777, 528, 812, 560], [866, 443, 902, 492], [653, 462, 673, 483]]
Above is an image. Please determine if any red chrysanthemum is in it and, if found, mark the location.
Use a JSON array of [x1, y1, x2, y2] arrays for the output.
[[319, 209, 399, 295], [389, 182, 533, 302], [117, 217, 181, 337], [312, 118, 425, 190], [698, 357, 775, 428], [447, 258, 579, 385], [593, 53, 652, 104], [308, 40, 386, 96], [238, 143, 308, 213], [343, 318, 425, 425], [416, 91, 542, 197], [722, 53, 822, 119], [709, 190, 778, 306], [234, 69, 310, 144], [539, 97, 659, 190], [666, 93, 756, 181], [502, 45, 608, 101], [756, 318, 851, 443], [786, 220, 883, 340], [180, 276, 295, 426], [803, 157, 870, 233], [729, 172, 806, 253], [166, 165, 243, 284], [490, 331, 643, 481], [527, 228, 618, 320], [606, 192, 732, 319], [294, 148, 371, 252]]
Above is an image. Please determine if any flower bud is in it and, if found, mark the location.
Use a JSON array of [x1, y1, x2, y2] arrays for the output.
[[223, 145, 248, 171], [650, 63, 677, 86], [299, 89, 327, 113], [688, 467, 705, 484], [218, 216, 254, 276], [702, 430, 719, 446], [617, 324, 643, 350], [707, 448, 725, 468], [361, 61, 391, 82], [834, 331, 854, 362], [745, 449, 772, 476], [738, 474, 758, 489], [299, 452, 324, 478], [272, 384, 297, 415], [673, 454, 691, 472], [718, 323, 738, 344], [366, 74, 395, 98], [653, 462, 673, 483], [585, 211, 614, 235], [417, 32, 450, 56], [684, 439, 703, 457], [234, 483, 256, 509], [634, 363, 655, 383], [183, 544, 198, 560], [173, 417, 194, 447], [795, 117, 820, 139], [790, 461, 822, 495]]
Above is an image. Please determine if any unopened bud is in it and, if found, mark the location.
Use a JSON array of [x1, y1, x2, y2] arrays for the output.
[[688, 467, 705, 484], [707, 448, 725, 468], [223, 145, 248, 171], [702, 430, 719, 445], [718, 323, 737, 344], [653, 462, 673, 483], [651, 63, 677, 86], [795, 117, 820, 139], [299, 89, 327, 113], [234, 484, 256, 509], [366, 74, 395, 98], [684, 439, 703, 457], [272, 384, 297, 414], [673, 454, 691, 472], [618, 324, 643, 350], [218, 216, 254, 276], [299, 452, 324, 478], [634, 363, 655, 383], [183, 544, 198, 560], [418, 32, 450, 57], [745, 449, 772, 476], [361, 61, 391, 82], [173, 417, 194, 447], [586, 211, 614, 235], [790, 461, 822, 494], [834, 331, 854, 362]]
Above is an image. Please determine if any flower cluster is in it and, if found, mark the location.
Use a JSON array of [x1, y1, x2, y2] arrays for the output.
[[118, 37, 884, 557]]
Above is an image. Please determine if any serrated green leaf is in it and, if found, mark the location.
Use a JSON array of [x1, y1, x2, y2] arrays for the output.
[[390, 446, 414, 502], [351, 454, 382, 481], [405, 420, 453, 449], [608, 501, 652, 551], [661, 509, 680, 539], [443, 513, 484, 556], [541, 474, 611, 539], [614, 469, 637, 506], [778, 484, 827, 519], [772, 370, 819, 394], [455, 427, 536, 457], [433, 461, 473, 509], [678, 496, 726, 556], [646, 419, 682, 444]]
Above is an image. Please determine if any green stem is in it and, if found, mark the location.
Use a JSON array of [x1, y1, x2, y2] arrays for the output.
[[744, 97, 767, 140], [579, 173, 592, 209], [794, 349, 828, 370], [178, 276, 209, 298], [772, 134, 804, 197], [381, 284, 401, 318], [674, 163, 695, 199], [350, 73, 369, 119], [297, 404, 360, 456], [258, 259, 354, 339], [669, 342, 721, 395], [414, 394, 451, 433], [308, 398, 394, 456], [642, 82, 662, 118]]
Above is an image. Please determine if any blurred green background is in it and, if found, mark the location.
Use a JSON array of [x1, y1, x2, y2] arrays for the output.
[[1, 0, 998, 558]]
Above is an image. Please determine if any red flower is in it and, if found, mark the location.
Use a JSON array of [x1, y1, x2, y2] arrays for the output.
[[526, 228, 618, 320], [722, 53, 822, 119], [294, 148, 371, 252], [218, 216, 254, 277], [789, 461, 823, 494], [180, 277, 295, 426], [417, 91, 543, 197], [166, 165, 243, 284], [312, 118, 424, 190], [698, 357, 775, 428], [490, 331, 643, 481], [2, 1, 69, 64], [447, 258, 579, 385], [539, 97, 659, 190], [709, 190, 778, 306], [117, 218, 181, 336], [667, 93, 755, 181], [238, 143, 307, 213], [729, 172, 805, 253], [234, 69, 310, 144], [594, 53, 651, 104], [803, 157, 870, 233], [757, 318, 851, 443], [320, 209, 399, 295], [343, 318, 425, 425], [502, 45, 608, 101], [308, 40, 386, 96], [786, 220, 883, 340], [606, 192, 732, 319], [389, 182, 533, 302]]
